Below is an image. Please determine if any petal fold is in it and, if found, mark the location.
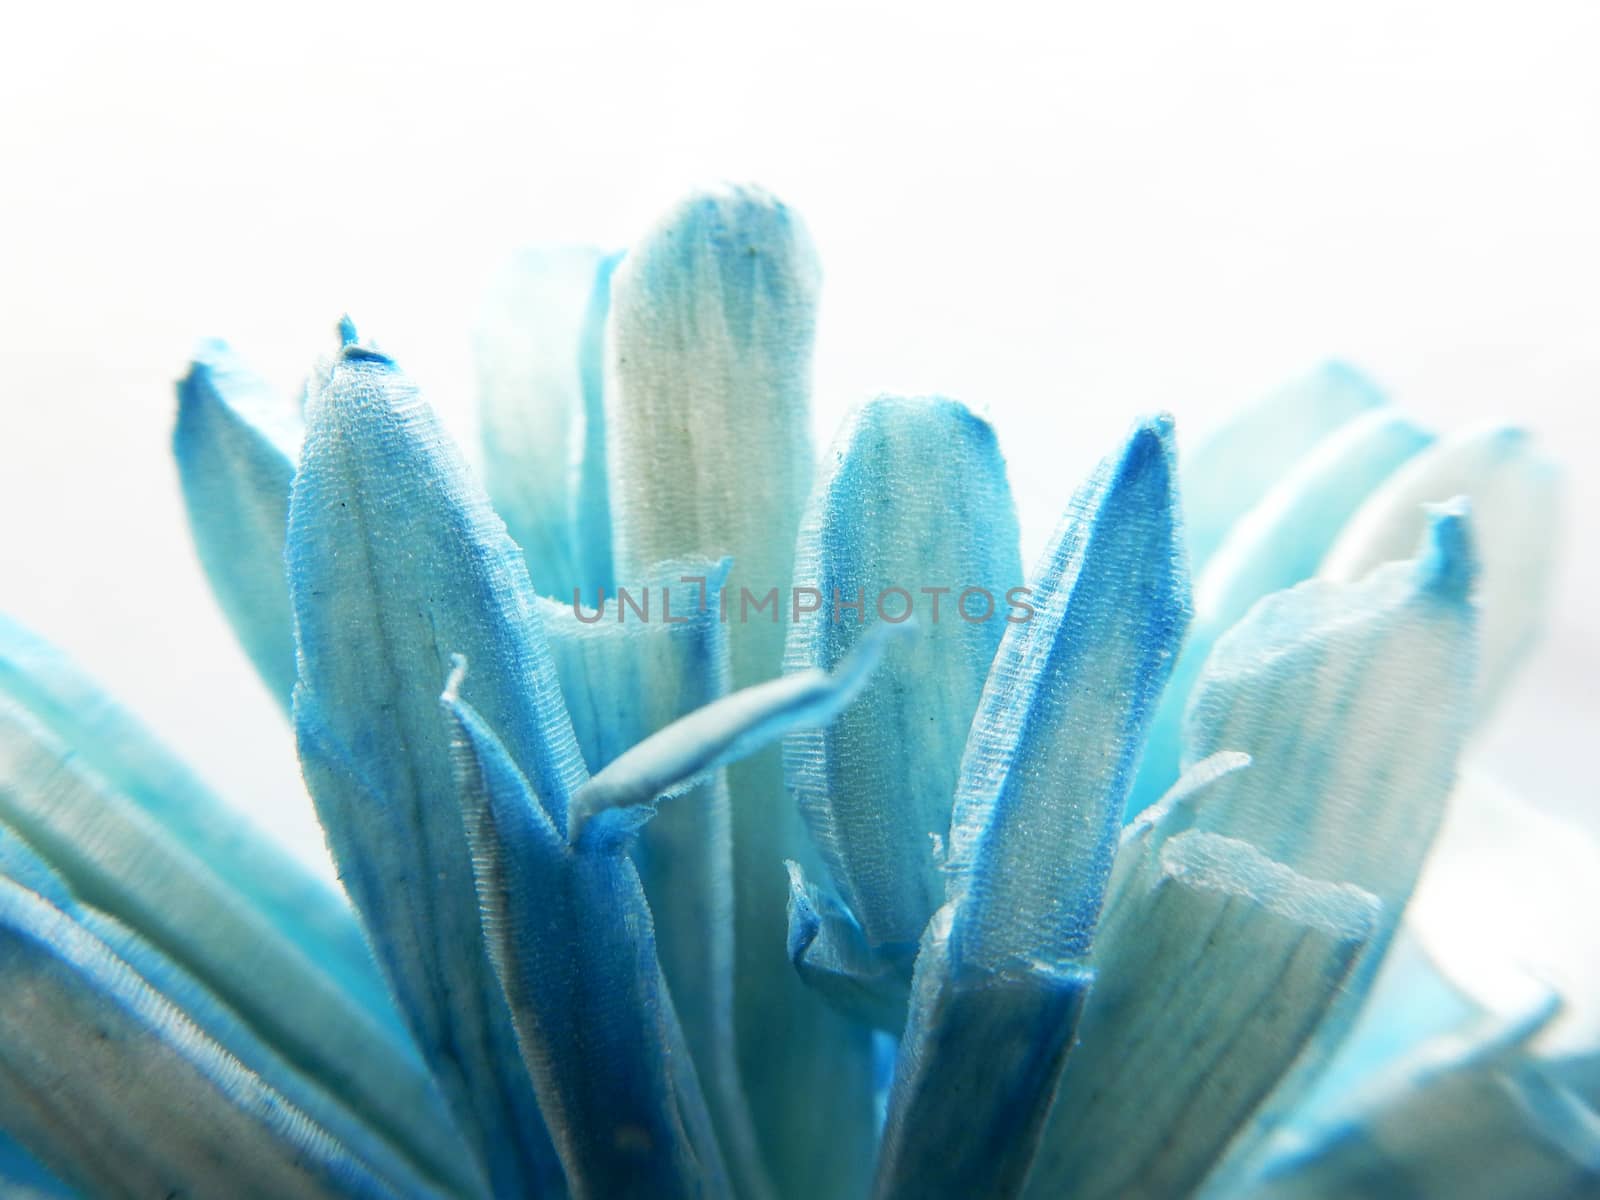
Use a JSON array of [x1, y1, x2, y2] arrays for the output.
[[442, 684, 728, 1200], [288, 340, 582, 1195]]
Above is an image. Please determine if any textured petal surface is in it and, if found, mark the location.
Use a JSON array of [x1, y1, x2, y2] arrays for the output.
[[288, 340, 583, 1195], [875, 419, 1190, 1199], [1182, 362, 1386, 573], [541, 561, 771, 1200], [571, 620, 907, 845], [0, 826, 469, 1199], [785, 395, 1022, 959], [608, 184, 873, 1198], [944, 417, 1190, 967], [1127, 408, 1432, 816], [476, 246, 619, 600], [1244, 1006, 1600, 1199], [443, 684, 726, 1200], [0, 692, 472, 1195], [1026, 757, 1380, 1200], [1182, 505, 1480, 1188], [0, 613, 393, 1027], [1320, 424, 1560, 716], [0, 872, 448, 1200], [173, 339, 303, 706]]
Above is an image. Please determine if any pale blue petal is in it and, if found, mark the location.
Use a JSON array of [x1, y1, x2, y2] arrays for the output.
[[173, 339, 302, 706], [1127, 409, 1434, 816], [608, 184, 872, 1198], [784, 860, 910, 1034], [570, 620, 908, 846], [288, 339, 585, 1195], [785, 395, 1022, 958], [1243, 1005, 1600, 1199], [0, 825, 477, 1198], [540, 558, 773, 1200], [875, 418, 1190, 1199], [1180, 503, 1480, 1187], [0, 874, 447, 1200], [1320, 425, 1560, 718], [0, 695, 473, 1194], [1183, 362, 1386, 573], [1025, 763, 1381, 1199], [442, 683, 728, 1200], [0, 613, 391, 1025], [475, 247, 619, 600]]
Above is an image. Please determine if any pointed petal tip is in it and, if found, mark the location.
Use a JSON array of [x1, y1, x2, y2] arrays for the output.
[[1417, 498, 1479, 604], [1113, 413, 1180, 495], [337, 314, 359, 346]]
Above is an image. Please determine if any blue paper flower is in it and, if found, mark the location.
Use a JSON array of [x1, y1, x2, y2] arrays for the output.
[[0, 184, 1590, 1199]]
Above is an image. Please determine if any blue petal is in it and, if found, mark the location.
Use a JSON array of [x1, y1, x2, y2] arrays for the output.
[[442, 680, 728, 1200], [1320, 424, 1560, 719], [0, 1129, 74, 1197], [608, 185, 873, 1198], [944, 416, 1190, 968], [541, 558, 773, 1200], [475, 247, 620, 600], [1176, 503, 1480, 1188], [570, 619, 908, 846], [875, 418, 1190, 1199], [1183, 362, 1386, 573], [173, 339, 302, 706], [0, 825, 475, 1198], [0, 613, 392, 1027], [1127, 408, 1434, 817], [0, 872, 452, 1199], [785, 395, 1022, 959], [0, 690, 472, 1194], [288, 339, 584, 1196], [1026, 758, 1381, 1199], [1244, 1004, 1600, 1199]]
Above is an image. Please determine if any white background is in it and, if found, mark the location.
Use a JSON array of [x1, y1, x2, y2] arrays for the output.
[[2, 1, 1596, 870]]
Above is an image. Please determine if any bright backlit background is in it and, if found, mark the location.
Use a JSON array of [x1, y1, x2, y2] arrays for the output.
[[2, 1, 1596, 869]]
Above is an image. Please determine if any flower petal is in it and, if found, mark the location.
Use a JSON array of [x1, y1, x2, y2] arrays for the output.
[[288, 340, 584, 1195], [569, 619, 908, 846], [784, 860, 911, 1034], [0, 613, 392, 1028], [875, 418, 1190, 1199], [1243, 1005, 1600, 1199], [0, 871, 451, 1199], [785, 395, 1022, 956], [475, 246, 619, 600], [1127, 408, 1434, 816], [944, 416, 1190, 967], [1182, 362, 1386, 573], [173, 339, 302, 706], [442, 681, 728, 1200], [1319, 424, 1560, 717], [1026, 773, 1381, 1199], [0, 693, 473, 1195], [1178, 503, 1480, 1188], [608, 185, 873, 1197], [0, 826, 473, 1198], [540, 560, 772, 1200]]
